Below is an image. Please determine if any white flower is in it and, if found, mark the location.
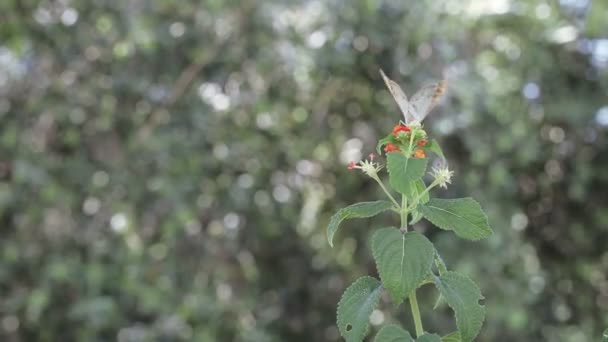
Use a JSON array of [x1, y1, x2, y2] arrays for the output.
[[360, 160, 382, 177], [431, 166, 454, 189], [348, 153, 383, 178]]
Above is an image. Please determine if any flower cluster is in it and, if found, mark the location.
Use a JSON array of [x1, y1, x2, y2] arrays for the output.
[[379, 123, 428, 158], [347, 122, 454, 190]]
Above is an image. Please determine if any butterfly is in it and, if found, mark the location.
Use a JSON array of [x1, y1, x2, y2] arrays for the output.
[[379, 69, 447, 124]]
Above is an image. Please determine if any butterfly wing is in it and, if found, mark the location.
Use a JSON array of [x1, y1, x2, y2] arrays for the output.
[[408, 80, 447, 122], [379, 69, 417, 123]]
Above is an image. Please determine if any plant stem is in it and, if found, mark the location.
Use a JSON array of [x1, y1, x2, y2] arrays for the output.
[[409, 290, 424, 337], [372, 176, 400, 208], [400, 192, 424, 336], [406, 180, 439, 212]]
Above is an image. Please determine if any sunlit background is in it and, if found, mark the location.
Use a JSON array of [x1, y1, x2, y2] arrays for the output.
[[1, 0, 607, 341]]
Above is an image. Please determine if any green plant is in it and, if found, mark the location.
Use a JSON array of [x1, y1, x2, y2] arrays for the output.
[[327, 73, 493, 342]]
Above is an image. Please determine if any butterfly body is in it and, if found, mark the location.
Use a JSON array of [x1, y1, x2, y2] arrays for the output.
[[379, 69, 447, 124]]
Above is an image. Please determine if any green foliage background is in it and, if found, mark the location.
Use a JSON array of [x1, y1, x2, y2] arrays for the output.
[[1, 0, 607, 341]]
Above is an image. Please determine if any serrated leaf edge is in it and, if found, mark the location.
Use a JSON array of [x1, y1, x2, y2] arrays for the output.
[[374, 324, 414, 342], [327, 201, 394, 247], [432, 272, 485, 342], [371, 228, 435, 304], [386, 153, 428, 195], [337, 276, 384, 342], [419, 198, 492, 241]]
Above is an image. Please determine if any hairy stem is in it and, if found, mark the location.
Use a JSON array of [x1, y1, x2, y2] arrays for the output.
[[372, 176, 400, 208]]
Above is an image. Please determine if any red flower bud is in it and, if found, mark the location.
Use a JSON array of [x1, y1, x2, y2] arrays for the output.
[[413, 149, 426, 158], [416, 140, 427, 147], [348, 161, 356, 169], [392, 124, 410, 137], [383, 143, 400, 153]]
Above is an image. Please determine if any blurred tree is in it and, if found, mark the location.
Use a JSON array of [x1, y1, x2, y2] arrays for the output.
[[0, 0, 606, 341]]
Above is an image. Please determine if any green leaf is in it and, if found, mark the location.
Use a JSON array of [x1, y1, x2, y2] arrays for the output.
[[419, 198, 492, 240], [409, 180, 428, 225], [327, 201, 394, 247], [387, 153, 428, 195], [337, 276, 384, 342], [433, 272, 485, 342], [417, 333, 442, 342], [414, 179, 429, 204], [432, 293, 444, 310], [371, 228, 435, 303], [441, 332, 461, 342], [374, 329, 441, 342], [410, 210, 423, 225], [426, 139, 445, 160], [374, 324, 414, 342], [377, 132, 396, 154], [402, 179, 428, 203], [432, 254, 448, 310], [435, 253, 448, 275]]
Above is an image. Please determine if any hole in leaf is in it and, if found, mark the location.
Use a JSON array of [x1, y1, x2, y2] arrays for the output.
[[478, 298, 486, 306], [345, 324, 352, 332]]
